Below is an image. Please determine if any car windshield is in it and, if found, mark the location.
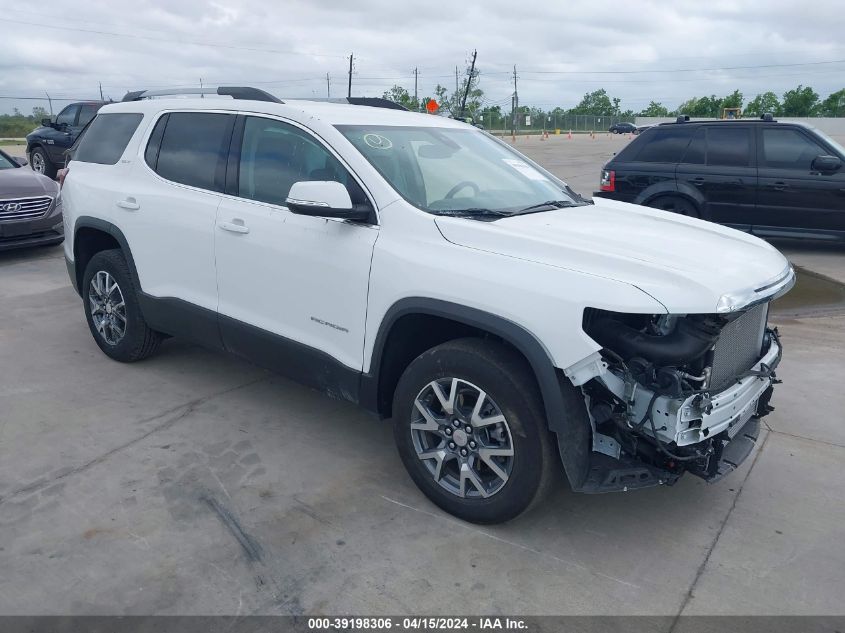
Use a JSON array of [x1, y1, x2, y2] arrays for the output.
[[808, 125, 845, 157], [0, 152, 16, 170], [336, 125, 583, 216]]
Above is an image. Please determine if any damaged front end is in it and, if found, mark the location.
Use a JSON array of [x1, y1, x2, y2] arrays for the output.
[[569, 301, 783, 493]]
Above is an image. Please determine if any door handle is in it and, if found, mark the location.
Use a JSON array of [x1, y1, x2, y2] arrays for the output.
[[692, 177, 705, 186], [773, 182, 788, 191], [116, 197, 140, 211], [218, 219, 250, 234]]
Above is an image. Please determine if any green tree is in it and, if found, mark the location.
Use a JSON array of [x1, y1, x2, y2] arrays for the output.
[[781, 85, 819, 116], [32, 106, 49, 120], [638, 101, 669, 117], [745, 92, 781, 116], [722, 89, 743, 110], [569, 89, 616, 116], [819, 88, 845, 117], [382, 85, 419, 111]]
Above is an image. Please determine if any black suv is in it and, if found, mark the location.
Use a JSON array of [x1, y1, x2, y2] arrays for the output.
[[594, 115, 845, 241], [26, 101, 107, 178]]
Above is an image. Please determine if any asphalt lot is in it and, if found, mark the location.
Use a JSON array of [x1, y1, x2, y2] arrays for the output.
[[1, 135, 844, 616]]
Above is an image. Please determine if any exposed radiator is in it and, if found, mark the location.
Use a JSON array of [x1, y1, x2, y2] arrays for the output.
[[709, 303, 769, 392]]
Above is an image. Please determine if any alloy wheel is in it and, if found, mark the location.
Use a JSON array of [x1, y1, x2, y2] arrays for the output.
[[411, 377, 514, 499], [88, 270, 127, 345], [31, 152, 45, 174]]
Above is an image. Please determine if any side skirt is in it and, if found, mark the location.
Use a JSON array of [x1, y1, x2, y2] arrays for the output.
[[137, 292, 364, 406]]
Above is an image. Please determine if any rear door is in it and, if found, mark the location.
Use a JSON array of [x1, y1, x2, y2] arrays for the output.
[[755, 125, 845, 237], [122, 111, 234, 325], [676, 125, 757, 229]]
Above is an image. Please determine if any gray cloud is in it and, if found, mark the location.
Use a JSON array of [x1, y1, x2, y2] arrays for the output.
[[1, 0, 843, 116]]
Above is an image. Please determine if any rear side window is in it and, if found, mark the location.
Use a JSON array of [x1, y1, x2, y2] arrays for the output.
[[73, 113, 144, 165], [761, 128, 826, 169], [152, 112, 234, 192], [628, 128, 693, 163], [706, 127, 751, 167], [78, 104, 100, 127], [680, 129, 705, 164]]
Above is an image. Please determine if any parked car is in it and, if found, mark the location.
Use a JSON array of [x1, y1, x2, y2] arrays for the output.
[[61, 87, 792, 523], [608, 122, 637, 134], [632, 124, 653, 135], [26, 101, 107, 178], [0, 148, 62, 250], [595, 115, 845, 241]]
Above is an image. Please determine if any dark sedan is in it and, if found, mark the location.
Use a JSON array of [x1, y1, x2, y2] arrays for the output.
[[608, 122, 637, 134], [0, 149, 63, 251]]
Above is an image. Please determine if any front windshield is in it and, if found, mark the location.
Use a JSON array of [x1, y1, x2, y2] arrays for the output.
[[0, 152, 15, 170], [809, 126, 845, 157], [337, 125, 583, 215]]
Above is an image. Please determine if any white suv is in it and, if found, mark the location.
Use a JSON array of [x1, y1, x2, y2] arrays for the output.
[[61, 87, 794, 523]]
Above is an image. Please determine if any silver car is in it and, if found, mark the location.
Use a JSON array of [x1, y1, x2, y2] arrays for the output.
[[0, 149, 62, 251]]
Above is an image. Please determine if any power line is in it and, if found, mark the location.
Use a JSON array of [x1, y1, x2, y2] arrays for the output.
[[0, 18, 346, 59]]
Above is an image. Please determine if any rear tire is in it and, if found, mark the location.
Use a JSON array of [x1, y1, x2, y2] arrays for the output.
[[392, 338, 557, 524], [647, 195, 699, 217], [82, 249, 161, 362]]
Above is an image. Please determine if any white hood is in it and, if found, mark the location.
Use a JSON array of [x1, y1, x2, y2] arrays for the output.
[[434, 197, 791, 314]]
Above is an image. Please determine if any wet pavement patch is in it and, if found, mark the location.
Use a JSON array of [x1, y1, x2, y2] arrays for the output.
[[771, 267, 845, 317]]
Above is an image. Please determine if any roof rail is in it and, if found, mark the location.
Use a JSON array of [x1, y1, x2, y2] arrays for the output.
[[676, 114, 690, 123], [280, 96, 408, 111], [121, 86, 283, 103], [760, 112, 776, 122]]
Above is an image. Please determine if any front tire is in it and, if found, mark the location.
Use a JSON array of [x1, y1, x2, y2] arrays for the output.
[[82, 249, 161, 362], [30, 147, 56, 179], [392, 338, 557, 524]]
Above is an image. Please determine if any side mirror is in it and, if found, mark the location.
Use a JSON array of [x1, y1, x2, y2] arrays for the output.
[[812, 155, 842, 172], [286, 181, 371, 221], [14, 157, 28, 167], [41, 117, 53, 127]]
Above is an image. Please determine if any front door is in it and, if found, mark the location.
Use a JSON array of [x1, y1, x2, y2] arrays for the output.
[[755, 125, 845, 238], [45, 104, 80, 164], [214, 115, 378, 389]]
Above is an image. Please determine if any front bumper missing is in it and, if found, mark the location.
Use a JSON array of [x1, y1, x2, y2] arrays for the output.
[[600, 338, 780, 448]]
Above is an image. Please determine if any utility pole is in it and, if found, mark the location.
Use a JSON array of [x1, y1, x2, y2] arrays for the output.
[[413, 67, 418, 109], [45, 92, 53, 116], [99, 82, 104, 101], [459, 49, 477, 119], [327, 73, 331, 98], [512, 65, 519, 140], [455, 66, 459, 94], [347, 53, 354, 98], [199, 77, 204, 98]]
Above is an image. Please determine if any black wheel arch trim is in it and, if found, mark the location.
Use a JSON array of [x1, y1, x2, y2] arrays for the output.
[[363, 297, 589, 489], [641, 188, 705, 217], [71, 216, 141, 297]]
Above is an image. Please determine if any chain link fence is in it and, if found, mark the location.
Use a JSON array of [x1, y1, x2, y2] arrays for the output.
[[478, 113, 636, 136]]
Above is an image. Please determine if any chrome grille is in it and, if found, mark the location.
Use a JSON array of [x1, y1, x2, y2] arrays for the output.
[[0, 196, 53, 221], [709, 303, 769, 391]]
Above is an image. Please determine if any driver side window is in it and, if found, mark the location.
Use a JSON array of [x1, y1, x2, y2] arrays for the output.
[[55, 105, 79, 127], [238, 117, 365, 207]]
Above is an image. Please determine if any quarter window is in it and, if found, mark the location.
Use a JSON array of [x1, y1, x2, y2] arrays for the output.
[[706, 128, 751, 167], [73, 113, 144, 165], [762, 128, 826, 169], [238, 116, 361, 207], [153, 112, 234, 192]]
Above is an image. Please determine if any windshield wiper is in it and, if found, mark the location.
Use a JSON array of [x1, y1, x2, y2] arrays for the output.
[[512, 200, 579, 215], [432, 208, 511, 219]]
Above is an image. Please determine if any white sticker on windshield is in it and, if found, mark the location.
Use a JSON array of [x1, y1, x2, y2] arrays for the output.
[[502, 158, 546, 181]]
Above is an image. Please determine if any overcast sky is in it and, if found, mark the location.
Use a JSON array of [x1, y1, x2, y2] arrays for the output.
[[1, 0, 844, 116]]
